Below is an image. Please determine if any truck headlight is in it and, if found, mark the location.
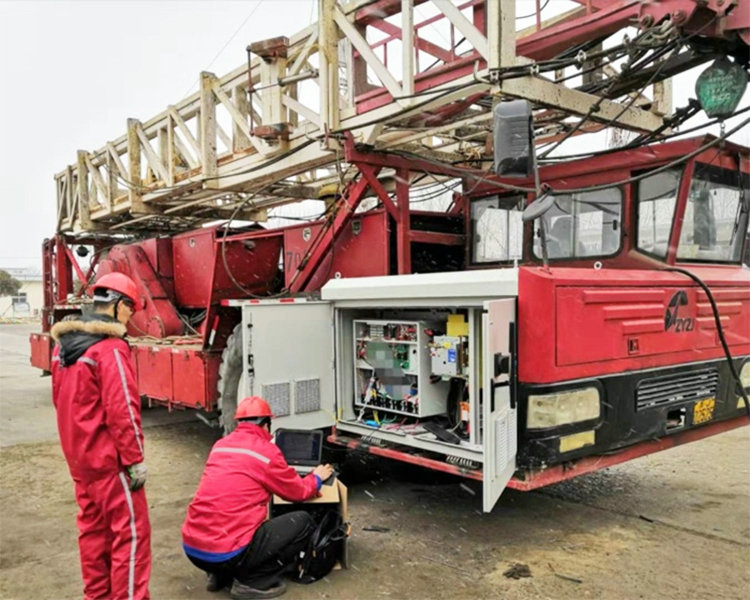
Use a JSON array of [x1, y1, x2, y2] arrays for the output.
[[740, 362, 750, 389], [527, 387, 600, 429]]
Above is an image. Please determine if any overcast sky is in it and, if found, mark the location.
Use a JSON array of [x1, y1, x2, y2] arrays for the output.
[[0, 0, 747, 271]]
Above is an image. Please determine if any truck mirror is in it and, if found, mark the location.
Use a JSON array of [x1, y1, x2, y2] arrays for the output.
[[521, 190, 554, 222], [493, 100, 535, 178]]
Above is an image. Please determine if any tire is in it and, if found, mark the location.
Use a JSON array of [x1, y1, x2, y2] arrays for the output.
[[217, 322, 243, 435]]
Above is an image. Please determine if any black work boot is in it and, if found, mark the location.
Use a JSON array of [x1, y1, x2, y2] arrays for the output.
[[206, 572, 230, 592], [230, 579, 287, 600]]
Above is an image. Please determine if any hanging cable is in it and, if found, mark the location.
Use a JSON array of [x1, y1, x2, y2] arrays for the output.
[[663, 267, 750, 416]]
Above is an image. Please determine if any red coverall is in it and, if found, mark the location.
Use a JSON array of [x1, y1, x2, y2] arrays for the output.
[[182, 422, 319, 556], [51, 316, 151, 600]]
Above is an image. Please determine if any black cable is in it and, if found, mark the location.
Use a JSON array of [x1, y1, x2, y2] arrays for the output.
[[537, 104, 750, 163], [516, 0, 551, 20], [556, 116, 750, 194], [218, 183, 290, 298], [664, 267, 750, 416], [540, 13, 722, 159], [539, 38, 681, 159], [381, 114, 749, 198]]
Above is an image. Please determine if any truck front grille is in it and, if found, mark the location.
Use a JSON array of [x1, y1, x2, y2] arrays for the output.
[[635, 368, 719, 411]]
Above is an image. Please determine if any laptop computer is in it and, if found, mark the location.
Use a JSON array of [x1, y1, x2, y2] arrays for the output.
[[275, 429, 323, 476]]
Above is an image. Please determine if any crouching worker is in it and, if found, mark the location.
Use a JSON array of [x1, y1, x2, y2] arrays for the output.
[[182, 396, 334, 599]]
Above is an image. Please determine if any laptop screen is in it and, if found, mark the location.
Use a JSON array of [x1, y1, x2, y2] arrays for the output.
[[275, 429, 323, 467]]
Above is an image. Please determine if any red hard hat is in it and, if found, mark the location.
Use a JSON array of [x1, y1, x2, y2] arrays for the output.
[[93, 272, 139, 310], [235, 396, 274, 420]]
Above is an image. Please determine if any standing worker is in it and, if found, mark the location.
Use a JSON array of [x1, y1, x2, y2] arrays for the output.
[[51, 272, 151, 600], [182, 396, 334, 599]]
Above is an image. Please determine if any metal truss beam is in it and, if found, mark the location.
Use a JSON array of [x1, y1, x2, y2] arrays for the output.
[[54, 0, 747, 234]]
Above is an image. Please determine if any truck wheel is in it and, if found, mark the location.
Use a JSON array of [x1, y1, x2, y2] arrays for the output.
[[217, 323, 243, 435]]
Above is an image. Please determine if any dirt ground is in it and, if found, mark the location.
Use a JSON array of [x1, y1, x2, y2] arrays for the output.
[[1, 323, 749, 600]]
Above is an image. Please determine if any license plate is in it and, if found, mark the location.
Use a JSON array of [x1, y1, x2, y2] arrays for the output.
[[693, 398, 715, 425]]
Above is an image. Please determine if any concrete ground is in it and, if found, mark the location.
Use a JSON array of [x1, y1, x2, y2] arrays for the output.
[[1, 323, 748, 599]]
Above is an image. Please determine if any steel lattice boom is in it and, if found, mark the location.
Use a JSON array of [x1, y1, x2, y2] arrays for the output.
[[55, 0, 749, 234]]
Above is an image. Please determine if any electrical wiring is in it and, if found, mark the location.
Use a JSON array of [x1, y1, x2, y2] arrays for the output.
[[554, 116, 750, 194], [516, 0, 551, 21], [384, 148, 536, 193], [409, 180, 462, 204], [217, 183, 290, 298], [539, 13, 722, 159], [539, 39, 681, 159], [664, 267, 750, 417], [181, 0, 265, 98], [536, 103, 750, 164], [380, 115, 750, 199], [268, 211, 327, 222]]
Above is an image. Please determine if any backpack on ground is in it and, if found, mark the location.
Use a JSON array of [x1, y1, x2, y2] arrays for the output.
[[295, 509, 349, 583]]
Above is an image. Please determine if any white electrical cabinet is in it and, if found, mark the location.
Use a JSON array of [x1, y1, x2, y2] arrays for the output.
[[353, 319, 448, 417], [232, 268, 520, 513]]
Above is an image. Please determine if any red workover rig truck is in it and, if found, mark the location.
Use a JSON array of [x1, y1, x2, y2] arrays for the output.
[[30, 1, 750, 510]]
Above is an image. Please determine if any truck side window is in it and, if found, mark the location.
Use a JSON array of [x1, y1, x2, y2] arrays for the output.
[[677, 164, 746, 263], [637, 169, 681, 258], [532, 187, 622, 260], [471, 195, 524, 263]]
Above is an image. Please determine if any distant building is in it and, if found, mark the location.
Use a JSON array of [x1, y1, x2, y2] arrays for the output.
[[0, 267, 43, 318]]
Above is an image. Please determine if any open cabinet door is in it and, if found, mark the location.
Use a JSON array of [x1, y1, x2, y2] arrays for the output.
[[241, 301, 336, 431], [482, 298, 518, 512]]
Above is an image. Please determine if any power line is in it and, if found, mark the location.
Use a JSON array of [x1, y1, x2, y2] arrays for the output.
[[181, 0, 265, 98]]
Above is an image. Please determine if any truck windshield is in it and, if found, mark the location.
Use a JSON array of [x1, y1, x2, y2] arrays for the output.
[[677, 163, 748, 263], [471, 195, 524, 263], [637, 168, 682, 258], [532, 187, 622, 260]]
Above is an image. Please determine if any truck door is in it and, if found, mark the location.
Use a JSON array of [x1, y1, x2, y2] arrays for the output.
[[242, 301, 336, 431], [482, 299, 518, 512]]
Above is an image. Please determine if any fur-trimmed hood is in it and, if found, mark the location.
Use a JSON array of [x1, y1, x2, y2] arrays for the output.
[[51, 317, 126, 341], [52, 314, 126, 366]]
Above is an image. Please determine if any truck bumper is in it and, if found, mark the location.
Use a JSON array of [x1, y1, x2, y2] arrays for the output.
[[329, 414, 750, 491]]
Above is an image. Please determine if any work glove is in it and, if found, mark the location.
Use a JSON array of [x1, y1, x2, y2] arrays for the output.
[[127, 462, 148, 491]]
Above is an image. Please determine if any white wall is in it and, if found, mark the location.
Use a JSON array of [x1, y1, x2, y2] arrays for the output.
[[0, 281, 43, 318]]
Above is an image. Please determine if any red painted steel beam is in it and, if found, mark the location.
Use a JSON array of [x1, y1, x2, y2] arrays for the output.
[[368, 19, 453, 63], [516, 0, 725, 61], [508, 415, 750, 491], [328, 429, 484, 481], [62, 244, 89, 291], [345, 136, 488, 181], [725, 2, 750, 44], [354, 0, 430, 26], [287, 173, 375, 293], [53, 237, 74, 305], [354, 56, 481, 114], [396, 168, 411, 274], [359, 164, 400, 221], [41, 239, 54, 328], [409, 231, 465, 246]]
